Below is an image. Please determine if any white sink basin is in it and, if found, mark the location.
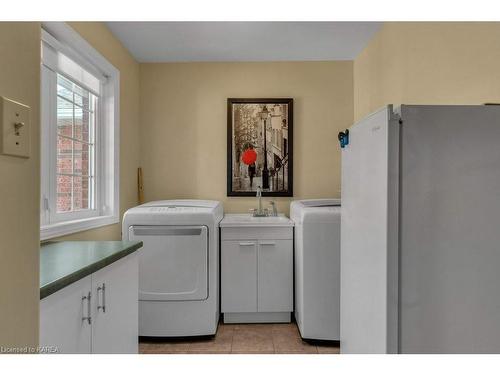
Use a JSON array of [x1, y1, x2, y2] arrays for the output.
[[220, 213, 294, 227]]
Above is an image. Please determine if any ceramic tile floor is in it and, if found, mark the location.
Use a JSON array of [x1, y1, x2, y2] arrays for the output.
[[139, 322, 340, 354]]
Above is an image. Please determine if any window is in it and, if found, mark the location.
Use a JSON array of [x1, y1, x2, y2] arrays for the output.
[[55, 74, 97, 215], [41, 23, 120, 240]]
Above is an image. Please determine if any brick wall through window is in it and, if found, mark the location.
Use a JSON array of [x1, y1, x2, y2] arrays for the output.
[[56, 74, 96, 213]]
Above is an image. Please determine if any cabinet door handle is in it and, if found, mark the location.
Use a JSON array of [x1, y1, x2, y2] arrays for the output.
[[260, 241, 276, 246], [82, 292, 91, 324], [97, 283, 106, 313], [239, 242, 255, 247]]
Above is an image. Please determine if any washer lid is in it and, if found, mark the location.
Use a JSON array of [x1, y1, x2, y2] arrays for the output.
[[297, 199, 341, 207], [290, 198, 341, 224]]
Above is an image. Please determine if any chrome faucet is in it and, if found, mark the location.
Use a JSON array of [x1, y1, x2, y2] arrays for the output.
[[252, 186, 268, 217], [257, 186, 262, 213]]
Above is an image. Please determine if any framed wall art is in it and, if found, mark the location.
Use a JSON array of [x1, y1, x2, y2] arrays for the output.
[[227, 98, 293, 196]]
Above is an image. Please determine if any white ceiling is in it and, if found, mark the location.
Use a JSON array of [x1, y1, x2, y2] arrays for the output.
[[106, 22, 382, 63]]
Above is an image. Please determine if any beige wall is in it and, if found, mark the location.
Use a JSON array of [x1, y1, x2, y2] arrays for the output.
[[0, 22, 40, 348], [354, 22, 500, 121], [0, 21, 140, 349], [140, 62, 353, 214], [55, 22, 141, 241]]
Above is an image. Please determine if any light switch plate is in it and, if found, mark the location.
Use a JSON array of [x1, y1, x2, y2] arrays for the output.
[[0, 96, 30, 158]]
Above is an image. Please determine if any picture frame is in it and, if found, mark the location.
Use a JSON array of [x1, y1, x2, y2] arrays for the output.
[[227, 98, 293, 197]]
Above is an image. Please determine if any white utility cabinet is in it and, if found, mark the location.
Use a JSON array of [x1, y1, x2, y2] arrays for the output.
[[220, 214, 294, 323], [40, 252, 138, 354]]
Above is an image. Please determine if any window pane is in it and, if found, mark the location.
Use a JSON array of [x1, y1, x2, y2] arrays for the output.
[[57, 96, 73, 137], [73, 176, 91, 210], [74, 141, 91, 176], [73, 85, 90, 110], [57, 136, 72, 174], [57, 175, 72, 212], [57, 74, 95, 143], [57, 75, 73, 102], [74, 107, 91, 143], [55, 73, 97, 215]]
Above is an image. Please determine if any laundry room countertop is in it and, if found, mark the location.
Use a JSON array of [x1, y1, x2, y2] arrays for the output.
[[40, 241, 143, 299]]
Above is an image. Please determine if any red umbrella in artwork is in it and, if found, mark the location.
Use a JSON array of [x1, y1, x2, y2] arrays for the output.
[[241, 148, 257, 165]]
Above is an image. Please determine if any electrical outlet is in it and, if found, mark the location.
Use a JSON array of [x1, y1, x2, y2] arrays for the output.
[[0, 96, 30, 158]]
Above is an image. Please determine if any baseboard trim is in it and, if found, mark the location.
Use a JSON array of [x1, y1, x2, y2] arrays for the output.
[[223, 312, 291, 323]]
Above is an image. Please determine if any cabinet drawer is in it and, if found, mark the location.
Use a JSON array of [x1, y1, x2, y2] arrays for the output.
[[221, 226, 293, 241]]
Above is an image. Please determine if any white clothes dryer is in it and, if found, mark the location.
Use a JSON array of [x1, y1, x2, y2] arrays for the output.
[[122, 200, 223, 337]]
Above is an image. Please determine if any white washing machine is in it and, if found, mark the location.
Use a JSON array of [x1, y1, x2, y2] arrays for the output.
[[290, 199, 341, 341], [122, 200, 223, 337]]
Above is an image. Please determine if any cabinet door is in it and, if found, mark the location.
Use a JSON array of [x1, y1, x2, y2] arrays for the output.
[[258, 240, 293, 312], [40, 275, 92, 354], [92, 253, 139, 354], [221, 240, 257, 313]]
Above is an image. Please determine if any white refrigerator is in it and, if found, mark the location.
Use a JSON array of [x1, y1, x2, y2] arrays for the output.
[[340, 105, 500, 353]]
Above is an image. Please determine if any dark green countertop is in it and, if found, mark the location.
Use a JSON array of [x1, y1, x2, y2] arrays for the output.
[[40, 241, 143, 300]]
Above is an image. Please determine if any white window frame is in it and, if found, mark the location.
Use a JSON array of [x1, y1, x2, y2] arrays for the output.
[[40, 22, 120, 240]]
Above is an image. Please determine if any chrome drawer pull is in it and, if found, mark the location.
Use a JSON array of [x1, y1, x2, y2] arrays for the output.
[[82, 292, 91, 324], [97, 283, 106, 313]]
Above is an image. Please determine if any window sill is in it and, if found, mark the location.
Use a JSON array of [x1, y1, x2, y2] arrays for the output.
[[40, 215, 120, 241]]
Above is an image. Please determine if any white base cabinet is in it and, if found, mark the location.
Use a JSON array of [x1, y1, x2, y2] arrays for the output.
[[220, 223, 293, 323], [40, 253, 138, 354]]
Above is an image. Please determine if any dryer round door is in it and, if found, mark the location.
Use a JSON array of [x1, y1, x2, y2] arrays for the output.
[[129, 225, 209, 301]]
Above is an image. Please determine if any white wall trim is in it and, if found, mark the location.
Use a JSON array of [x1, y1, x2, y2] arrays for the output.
[[40, 215, 119, 241], [42, 22, 119, 80]]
